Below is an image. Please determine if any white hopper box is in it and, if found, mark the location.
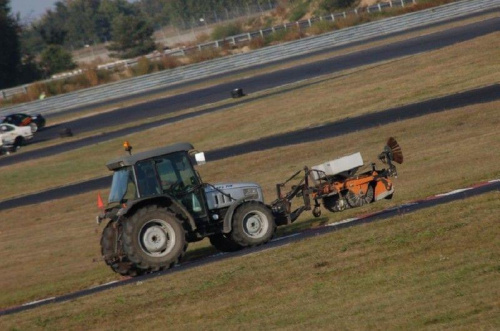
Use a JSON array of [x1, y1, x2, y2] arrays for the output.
[[311, 152, 364, 180]]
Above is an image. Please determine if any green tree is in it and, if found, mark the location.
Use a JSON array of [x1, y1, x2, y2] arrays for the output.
[[107, 14, 156, 59], [18, 54, 43, 84], [0, 0, 21, 88], [32, 0, 141, 48], [35, 1, 69, 45], [20, 26, 46, 55], [134, 0, 169, 26], [65, 0, 101, 46], [17, 22, 44, 84], [40, 44, 76, 76], [96, 0, 136, 43]]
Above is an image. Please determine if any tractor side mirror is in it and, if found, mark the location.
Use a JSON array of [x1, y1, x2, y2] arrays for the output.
[[195, 152, 206, 165]]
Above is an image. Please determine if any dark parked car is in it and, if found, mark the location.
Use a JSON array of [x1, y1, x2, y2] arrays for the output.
[[1, 113, 46, 133]]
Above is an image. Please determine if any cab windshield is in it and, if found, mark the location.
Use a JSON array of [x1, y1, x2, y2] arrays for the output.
[[108, 167, 137, 204]]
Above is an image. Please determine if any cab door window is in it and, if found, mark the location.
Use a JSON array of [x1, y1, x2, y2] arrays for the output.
[[156, 159, 179, 192], [135, 160, 161, 197]]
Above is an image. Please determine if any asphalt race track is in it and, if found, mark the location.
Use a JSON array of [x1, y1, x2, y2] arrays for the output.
[[0, 83, 498, 211], [1, 17, 498, 168], [1, 179, 498, 317]]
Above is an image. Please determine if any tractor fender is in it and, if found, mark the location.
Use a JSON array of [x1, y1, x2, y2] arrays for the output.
[[118, 195, 197, 232], [222, 197, 252, 234]]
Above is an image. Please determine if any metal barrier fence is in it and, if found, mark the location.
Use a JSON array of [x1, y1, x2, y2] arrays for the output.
[[0, 0, 498, 117]]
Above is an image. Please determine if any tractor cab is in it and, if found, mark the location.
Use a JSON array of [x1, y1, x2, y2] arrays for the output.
[[106, 142, 207, 219]]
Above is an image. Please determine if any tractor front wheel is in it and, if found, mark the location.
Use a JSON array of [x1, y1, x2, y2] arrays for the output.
[[121, 205, 187, 273], [230, 201, 275, 247]]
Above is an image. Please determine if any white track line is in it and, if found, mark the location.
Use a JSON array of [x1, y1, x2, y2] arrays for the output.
[[90, 280, 120, 289], [326, 217, 360, 227], [22, 297, 56, 307], [271, 233, 301, 242], [435, 188, 473, 197]]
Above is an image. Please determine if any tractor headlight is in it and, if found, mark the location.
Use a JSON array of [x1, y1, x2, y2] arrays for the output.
[[243, 188, 259, 200]]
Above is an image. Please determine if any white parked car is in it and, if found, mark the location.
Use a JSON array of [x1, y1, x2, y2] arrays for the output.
[[0, 123, 34, 149]]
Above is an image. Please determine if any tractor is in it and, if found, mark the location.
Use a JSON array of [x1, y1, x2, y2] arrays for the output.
[[97, 138, 402, 276]]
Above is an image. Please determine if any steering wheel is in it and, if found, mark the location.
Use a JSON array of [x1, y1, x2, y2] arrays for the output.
[[166, 181, 194, 195], [179, 184, 195, 195]]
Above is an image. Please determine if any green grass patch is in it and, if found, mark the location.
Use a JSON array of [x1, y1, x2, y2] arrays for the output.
[[0, 97, 499, 311]]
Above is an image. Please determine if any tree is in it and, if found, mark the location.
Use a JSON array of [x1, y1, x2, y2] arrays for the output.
[[108, 14, 156, 59], [40, 44, 76, 76], [65, 0, 101, 46], [96, 0, 136, 43], [35, 1, 69, 45], [18, 24, 44, 84], [134, 0, 169, 26], [0, 0, 21, 89], [20, 25, 46, 55]]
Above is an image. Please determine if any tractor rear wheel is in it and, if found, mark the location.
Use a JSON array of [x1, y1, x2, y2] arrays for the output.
[[209, 234, 243, 252], [122, 205, 187, 273], [230, 201, 275, 247], [101, 221, 144, 277]]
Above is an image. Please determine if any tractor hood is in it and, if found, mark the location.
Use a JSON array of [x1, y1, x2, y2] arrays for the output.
[[204, 182, 264, 210]]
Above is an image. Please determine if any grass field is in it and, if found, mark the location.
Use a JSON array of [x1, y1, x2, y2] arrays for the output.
[[1, 193, 498, 329], [0, 97, 499, 319], [0, 20, 499, 330]]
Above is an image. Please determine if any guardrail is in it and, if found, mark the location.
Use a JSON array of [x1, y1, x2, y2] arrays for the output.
[[0, 0, 498, 117]]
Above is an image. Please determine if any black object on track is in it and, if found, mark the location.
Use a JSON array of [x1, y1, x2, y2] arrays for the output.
[[1, 179, 498, 317]]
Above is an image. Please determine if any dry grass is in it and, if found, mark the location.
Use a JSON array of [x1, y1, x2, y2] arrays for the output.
[[0, 32, 499, 201], [0, 98, 499, 312], [1, 191, 498, 330]]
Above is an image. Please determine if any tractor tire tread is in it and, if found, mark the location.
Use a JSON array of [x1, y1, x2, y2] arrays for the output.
[[230, 201, 276, 247], [121, 205, 187, 274], [100, 221, 142, 276]]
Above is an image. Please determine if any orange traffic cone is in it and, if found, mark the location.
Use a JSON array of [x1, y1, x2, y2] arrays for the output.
[[97, 192, 105, 210]]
